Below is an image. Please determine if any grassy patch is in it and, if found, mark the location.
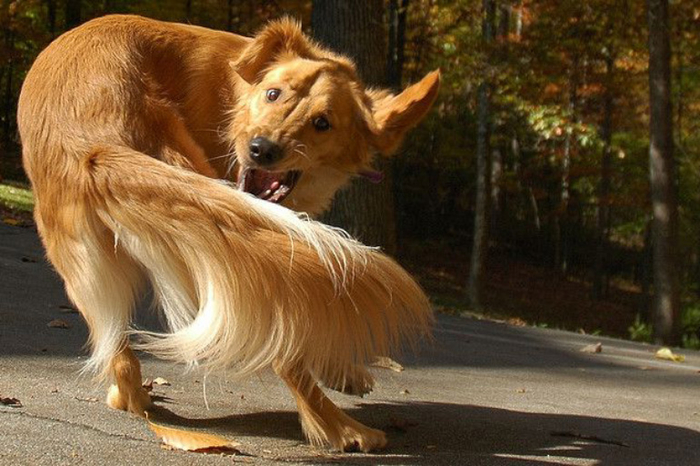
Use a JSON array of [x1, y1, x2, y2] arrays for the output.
[[0, 182, 34, 212]]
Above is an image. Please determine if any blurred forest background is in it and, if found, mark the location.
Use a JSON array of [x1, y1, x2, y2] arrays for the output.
[[1, 0, 699, 348]]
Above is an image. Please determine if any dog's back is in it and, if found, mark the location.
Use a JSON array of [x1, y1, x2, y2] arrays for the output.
[[19, 15, 248, 184]]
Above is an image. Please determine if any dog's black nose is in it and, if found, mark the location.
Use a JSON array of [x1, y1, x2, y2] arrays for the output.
[[249, 137, 283, 166]]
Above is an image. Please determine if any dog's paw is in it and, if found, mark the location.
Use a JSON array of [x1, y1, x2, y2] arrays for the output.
[[337, 425, 387, 453], [106, 384, 151, 416]]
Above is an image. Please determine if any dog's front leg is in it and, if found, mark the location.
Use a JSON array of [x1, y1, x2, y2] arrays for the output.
[[275, 364, 387, 452]]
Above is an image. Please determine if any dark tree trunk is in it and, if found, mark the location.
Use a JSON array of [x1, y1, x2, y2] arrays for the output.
[[593, 54, 615, 300], [647, 0, 680, 345], [2, 29, 14, 148], [556, 58, 578, 274], [467, 0, 495, 309], [387, 0, 408, 91], [185, 0, 192, 21], [65, 0, 81, 30], [227, 0, 234, 31], [46, 0, 57, 36], [312, 0, 397, 254], [490, 4, 509, 235]]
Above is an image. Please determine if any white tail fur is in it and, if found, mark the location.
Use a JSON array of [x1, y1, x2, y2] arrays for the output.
[[84, 146, 432, 388]]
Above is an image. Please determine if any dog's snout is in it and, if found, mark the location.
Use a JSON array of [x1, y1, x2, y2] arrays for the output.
[[249, 137, 283, 166]]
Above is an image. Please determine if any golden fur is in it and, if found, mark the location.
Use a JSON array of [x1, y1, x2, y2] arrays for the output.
[[18, 15, 439, 452]]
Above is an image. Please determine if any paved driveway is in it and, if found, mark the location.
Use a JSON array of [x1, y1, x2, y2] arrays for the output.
[[1, 223, 698, 465]]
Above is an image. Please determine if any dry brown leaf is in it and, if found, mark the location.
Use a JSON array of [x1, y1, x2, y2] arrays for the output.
[[371, 356, 404, 372], [153, 377, 170, 386], [655, 347, 685, 363], [0, 396, 22, 407], [580, 342, 602, 353], [146, 415, 240, 454], [507, 317, 527, 327], [3, 218, 19, 226], [142, 379, 153, 391], [47, 319, 71, 329], [58, 304, 79, 314], [74, 396, 99, 403]]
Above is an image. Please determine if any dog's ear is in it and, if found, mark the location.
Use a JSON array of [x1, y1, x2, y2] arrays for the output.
[[368, 70, 440, 156], [232, 18, 313, 83]]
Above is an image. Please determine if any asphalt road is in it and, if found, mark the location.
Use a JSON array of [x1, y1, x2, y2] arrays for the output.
[[1, 223, 699, 465]]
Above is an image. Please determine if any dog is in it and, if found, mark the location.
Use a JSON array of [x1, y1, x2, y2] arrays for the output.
[[18, 15, 439, 452]]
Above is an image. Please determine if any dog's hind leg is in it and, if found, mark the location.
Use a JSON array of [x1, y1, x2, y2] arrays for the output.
[[105, 345, 151, 415], [276, 364, 387, 453], [37, 208, 150, 415]]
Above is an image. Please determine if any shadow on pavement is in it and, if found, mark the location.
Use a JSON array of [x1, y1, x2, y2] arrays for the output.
[[147, 400, 699, 466]]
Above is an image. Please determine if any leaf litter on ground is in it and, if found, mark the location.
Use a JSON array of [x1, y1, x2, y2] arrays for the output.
[[0, 396, 23, 408], [146, 412, 242, 455], [371, 356, 404, 372], [655, 347, 685, 363], [47, 319, 71, 329], [580, 342, 602, 353]]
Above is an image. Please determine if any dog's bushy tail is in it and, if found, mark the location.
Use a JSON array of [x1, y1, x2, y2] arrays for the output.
[[85, 146, 432, 387]]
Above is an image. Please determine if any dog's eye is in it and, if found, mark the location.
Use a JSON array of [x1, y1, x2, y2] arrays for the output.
[[266, 89, 281, 102], [312, 116, 331, 132]]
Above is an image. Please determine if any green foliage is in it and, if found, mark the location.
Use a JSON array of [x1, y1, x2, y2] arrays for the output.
[[681, 304, 700, 350], [628, 314, 653, 343], [0, 182, 33, 212], [627, 306, 700, 349]]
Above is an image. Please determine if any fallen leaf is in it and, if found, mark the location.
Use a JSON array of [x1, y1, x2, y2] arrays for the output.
[[0, 396, 22, 407], [507, 317, 527, 327], [153, 377, 170, 386], [580, 342, 602, 353], [399, 389, 410, 395], [2, 218, 19, 226], [551, 430, 629, 448], [371, 356, 404, 372], [74, 396, 99, 403], [58, 304, 79, 314], [142, 379, 153, 391], [47, 319, 71, 329], [516, 388, 527, 393], [147, 414, 240, 454], [655, 347, 685, 363]]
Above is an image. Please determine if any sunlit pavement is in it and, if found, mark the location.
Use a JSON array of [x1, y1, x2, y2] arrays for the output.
[[1, 222, 698, 465]]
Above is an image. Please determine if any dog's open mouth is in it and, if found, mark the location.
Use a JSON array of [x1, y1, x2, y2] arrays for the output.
[[238, 168, 301, 203]]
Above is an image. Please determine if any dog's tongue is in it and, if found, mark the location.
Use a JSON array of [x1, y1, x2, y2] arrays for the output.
[[248, 170, 284, 196], [239, 168, 300, 203], [244, 170, 283, 196], [359, 169, 384, 184]]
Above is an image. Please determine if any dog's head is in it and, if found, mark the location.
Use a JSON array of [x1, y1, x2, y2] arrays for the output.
[[227, 18, 440, 216]]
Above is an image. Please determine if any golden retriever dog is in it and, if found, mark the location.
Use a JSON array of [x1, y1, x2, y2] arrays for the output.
[[18, 15, 439, 452]]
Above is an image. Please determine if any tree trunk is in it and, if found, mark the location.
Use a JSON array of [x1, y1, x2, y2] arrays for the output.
[[312, 0, 397, 254], [227, 0, 234, 31], [556, 58, 578, 274], [2, 29, 14, 148], [647, 0, 680, 345], [593, 54, 614, 300], [65, 0, 81, 30], [46, 0, 57, 36], [387, 0, 408, 91], [467, 0, 495, 309]]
